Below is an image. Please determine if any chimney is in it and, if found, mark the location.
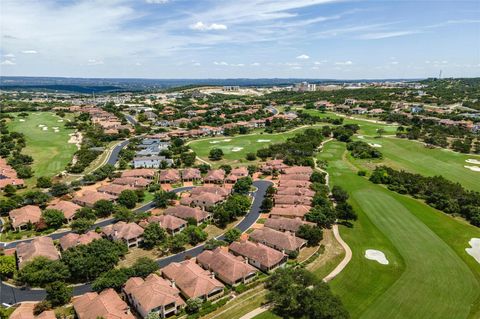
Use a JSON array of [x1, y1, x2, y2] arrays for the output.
[[210, 272, 215, 279], [171, 280, 176, 288]]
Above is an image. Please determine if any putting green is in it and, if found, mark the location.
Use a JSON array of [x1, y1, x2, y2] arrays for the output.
[[318, 141, 480, 319], [352, 136, 480, 192], [7, 112, 77, 182]]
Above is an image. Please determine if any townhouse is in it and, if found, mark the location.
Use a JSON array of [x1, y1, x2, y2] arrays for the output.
[[16, 237, 60, 268], [249, 227, 307, 255], [72, 289, 135, 319], [102, 221, 145, 248], [147, 215, 187, 235], [59, 231, 102, 251], [229, 240, 287, 272], [9, 205, 42, 231], [46, 200, 81, 223], [164, 205, 210, 224]]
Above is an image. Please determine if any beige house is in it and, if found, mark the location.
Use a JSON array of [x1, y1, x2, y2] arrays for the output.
[[16, 237, 60, 268], [59, 231, 102, 251], [9, 205, 42, 231], [249, 228, 306, 255], [73, 289, 135, 319], [102, 221, 144, 248], [46, 200, 82, 222], [229, 240, 287, 272]]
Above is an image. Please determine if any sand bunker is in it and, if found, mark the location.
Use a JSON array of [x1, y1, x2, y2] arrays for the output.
[[257, 139, 271, 143], [357, 135, 364, 139], [42, 127, 48, 131], [209, 141, 220, 144], [466, 159, 480, 165], [223, 139, 232, 142], [68, 132, 83, 149], [365, 249, 389, 265], [466, 238, 480, 264], [231, 147, 243, 152], [368, 143, 382, 148], [57, 119, 64, 122], [19, 119, 25, 122], [464, 166, 480, 172], [52, 126, 59, 129], [38, 124, 45, 127]]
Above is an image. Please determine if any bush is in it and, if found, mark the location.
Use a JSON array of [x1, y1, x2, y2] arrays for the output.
[[246, 153, 256, 161], [209, 148, 224, 161]]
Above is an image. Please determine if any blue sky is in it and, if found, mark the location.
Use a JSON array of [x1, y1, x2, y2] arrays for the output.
[[1, 0, 479, 79]]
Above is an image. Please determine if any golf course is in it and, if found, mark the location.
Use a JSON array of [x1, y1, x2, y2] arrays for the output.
[[7, 112, 77, 183], [318, 141, 480, 319]]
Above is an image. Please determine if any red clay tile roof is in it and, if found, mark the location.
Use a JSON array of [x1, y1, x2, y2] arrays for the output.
[[9, 205, 42, 229], [148, 215, 186, 232], [277, 180, 312, 188], [279, 174, 311, 181], [112, 177, 151, 188], [204, 169, 225, 182], [59, 231, 102, 250], [276, 187, 315, 197], [283, 166, 313, 175], [161, 259, 224, 299], [10, 303, 56, 319], [121, 169, 156, 179], [190, 186, 230, 197], [274, 195, 312, 206], [249, 228, 306, 252], [159, 169, 181, 183], [97, 184, 135, 196], [164, 205, 209, 223], [270, 205, 310, 219], [102, 221, 144, 241], [197, 248, 257, 284], [73, 288, 135, 319], [72, 191, 115, 207], [181, 168, 201, 180], [16, 237, 59, 268], [46, 200, 81, 220], [264, 217, 314, 233], [229, 240, 286, 269]]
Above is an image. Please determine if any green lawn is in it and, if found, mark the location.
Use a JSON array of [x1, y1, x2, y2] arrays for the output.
[[8, 112, 77, 183], [318, 141, 480, 319], [189, 125, 324, 166], [351, 135, 480, 192]]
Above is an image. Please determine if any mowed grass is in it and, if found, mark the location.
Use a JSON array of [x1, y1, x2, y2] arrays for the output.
[[352, 135, 480, 192], [189, 125, 324, 166], [8, 112, 77, 183], [318, 141, 480, 319]]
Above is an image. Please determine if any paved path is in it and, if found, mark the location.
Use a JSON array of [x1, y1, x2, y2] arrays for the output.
[[0, 180, 271, 303], [239, 306, 270, 319], [323, 224, 352, 282]]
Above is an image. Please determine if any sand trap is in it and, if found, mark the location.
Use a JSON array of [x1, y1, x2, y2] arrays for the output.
[[357, 135, 364, 139], [19, 119, 25, 122], [464, 165, 480, 172], [57, 119, 64, 122], [38, 124, 45, 127], [231, 147, 243, 152], [68, 132, 83, 149], [42, 127, 48, 131], [209, 141, 220, 144], [368, 143, 382, 148], [466, 159, 480, 165], [257, 139, 271, 143], [223, 139, 232, 142], [365, 249, 389, 265], [466, 238, 480, 264]]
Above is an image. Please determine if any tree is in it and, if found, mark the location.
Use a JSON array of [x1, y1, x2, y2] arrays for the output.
[[114, 206, 135, 222], [224, 228, 241, 243], [184, 225, 208, 245], [335, 202, 357, 222], [143, 223, 167, 248], [168, 233, 188, 252], [219, 164, 232, 174], [42, 209, 65, 229], [36, 176, 52, 188], [16, 165, 33, 178], [209, 148, 224, 161], [146, 312, 160, 319], [186, 298, 203, 314], [117, 189, 138, 209], [310, 171, 326, 184], [297, 225, 323, 246], [233, 177, 252, 195], [306, 205, 336, 229], [3, 184, 16, 196], [16, 257, 70, 287], [46, 281, 72, 306], [71, 218, 94, 234], [0, 255, 16, 279], [331, 186, 349, 203], [204, 239, 227, 250], [94, 199, 114, 218], [154, 190, 177, 208], [131, 257, 159, 278], [92, 268, 131, 292], [260, 197, 273, 212], [50, 183, 70, 197], [246, 153, 256, 161], [75, 207, 96, 220], [376, 128, 386, 137]]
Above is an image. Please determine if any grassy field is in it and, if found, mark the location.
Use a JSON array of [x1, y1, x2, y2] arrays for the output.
[[189, 125, 324, 166], [8, 112, 77, 183], [351, 135, 480, 192], [318, 141, 480, 319]]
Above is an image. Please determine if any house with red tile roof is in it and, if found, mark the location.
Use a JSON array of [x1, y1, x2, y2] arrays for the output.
[[203, 169, 225, 184], [225, 167, 249, 183], [269, 205, 310, 219], [283, 166, 313, 175], [161, 259, 224, 301], [0, 158, 25, 189], [147, 215, 186, 235], [121, 169, 157, 179], [190, 186, 230, 198], [97, 184, 135, 197], [59, 231, 102, 251], [249, 228, 306, 254], [180, 193, 224, 211], [123, 274, 185, 318], [72, 191, 115, 208], [197, 248, 257, 286], [46, 200, 81, 222], [274, 195, 312, 206], [9, 205, 42, 231], [159, 169, 181, 184], [164, 205, 210, 223], [181, 168, 202, 181], [276, 187, 315, 197], [9, 303, 56, 319], [73, 288, 135, 319], [260, 160, 288, 173], [112, 177, 152, 188], [102, 221, 144, 248], [264, 217, 315, 233], [16, 237, 60, 268], [229, 240, 287, 272], [279, 174, 311, 181], [277, 180, 312, 188]]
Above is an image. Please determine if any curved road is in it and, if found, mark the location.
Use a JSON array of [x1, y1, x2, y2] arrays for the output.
[[1, 180, 271, 303]]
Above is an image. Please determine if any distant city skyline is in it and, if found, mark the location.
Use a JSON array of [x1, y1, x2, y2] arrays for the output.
[[1, 0, 479, 79]]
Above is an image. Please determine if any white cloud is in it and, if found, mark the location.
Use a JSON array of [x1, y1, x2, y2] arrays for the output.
[[1, 60, 16, 65], [291, 66, 302, 70], [335, 60, 353, 65], [145, 0, 169, 4], [193, 62, 201, 66], [87, 58, 104, 65], [190, 22, 227, 31], [21, 50, 37, 54], [390, 61, 399, 65], [314, 60, 327, 65], [358, 30, 421, 40], [251, 62, 261, 66], [4, 53, 15, 58], [296, 54, 310, 60], [213, 61, 228, 66]]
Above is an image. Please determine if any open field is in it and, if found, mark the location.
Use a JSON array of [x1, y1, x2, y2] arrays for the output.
[[318, 141, 480, 319], [189, 125, 324, 166], [7, 112, 77, 183], [351, 135, 480, 192]]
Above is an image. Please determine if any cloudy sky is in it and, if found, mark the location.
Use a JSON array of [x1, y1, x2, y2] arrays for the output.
[[1, 0, 479, 79]]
